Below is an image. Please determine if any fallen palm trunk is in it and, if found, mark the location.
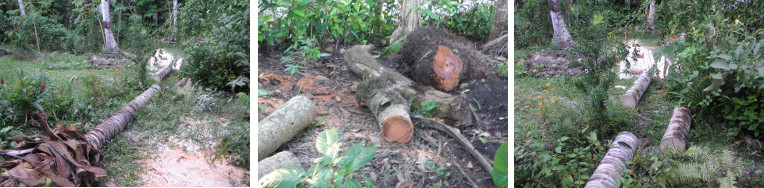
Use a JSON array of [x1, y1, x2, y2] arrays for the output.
[[620, 71, 651, 109], [257, 151, 302, 178], [660, 107, 692, 153], [258, 95, 317, 161], [356, 77, 414, 143], [0, 85, 161, 186], [345, 45, 473, 128], [175, 77, 190, 89], [585, 132, 639, 188], [152, 61, 173, 82]]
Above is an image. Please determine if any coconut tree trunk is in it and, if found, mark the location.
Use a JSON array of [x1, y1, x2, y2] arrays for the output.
[[258, 95, 317, 161], [258, 151, 302, 178], [152, 62, 173, 82], [345, 45, 473, 127], [168, 0, 178, 42], [660, 107, 692, 153], [175, 77, 190, 89], [84, 85, 160, 150], [356, 75, 414, 143], [620, 71, 651, 109], [101, 0, 120, 54], [645, 0, 656, 30], [488, 0, 508, 41], [586, 132, 640, 188], [389, 0, 422, 44], [17, 0, 25, 16], [548, 0, 575, 49]]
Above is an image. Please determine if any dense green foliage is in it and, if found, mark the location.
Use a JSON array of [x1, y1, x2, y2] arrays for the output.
[[418, 0, 495, 42]]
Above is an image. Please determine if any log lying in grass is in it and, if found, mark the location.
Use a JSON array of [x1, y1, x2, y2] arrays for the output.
[[0, 85, 161, 186], [175, 77, 190, 89], [356, 78, 414, 143], [0, 48, 11, 56], [620, 71, 652, 109], [344, 45, 473, 127], [258, 151, 302, 178], [85, 85, 161, 150], [660, 107, 692, 153], [258, 95, 317, 161], [586, 132, 639, 188], [152, 62, 173, 82]]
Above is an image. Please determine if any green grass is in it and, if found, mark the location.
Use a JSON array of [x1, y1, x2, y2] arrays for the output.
[[0, 48, 250, 186]]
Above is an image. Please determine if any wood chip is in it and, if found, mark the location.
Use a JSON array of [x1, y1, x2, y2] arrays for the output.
[[467, 161, 473, 169]]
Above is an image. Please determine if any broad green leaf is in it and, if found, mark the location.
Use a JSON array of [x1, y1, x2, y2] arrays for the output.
[[735, 44, 744, 58], [344, 179, 362, 188], [492, 141, 509, 187], [757, 67, 764, 77], [316, 129, 340, 158], [717, 54, 732, 61], [258, 89, 268, 97], [311, 168, 334, 188], [0, 126, 13, 133], [710, 60, 730, 71], [703, 77, 723, 92], [378, 35, 407, 59], [258, 167, 306, 188], [349, 144, 377, 171], [419, 7, 439, 21], [291, 9, 306, 17], [337, 144, 362, 167]]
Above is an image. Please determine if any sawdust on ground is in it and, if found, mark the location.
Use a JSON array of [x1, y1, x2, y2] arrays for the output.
[[140, 146, 248, 187]]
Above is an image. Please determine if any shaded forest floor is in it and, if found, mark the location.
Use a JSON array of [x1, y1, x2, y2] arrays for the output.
[[257, 43, 508, 187]]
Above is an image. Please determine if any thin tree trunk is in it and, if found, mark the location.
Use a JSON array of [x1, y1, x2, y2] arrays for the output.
[[645, 0, 656, 30], [84, 85, 160, 150], [258, 95, 317, 161], [32, 14, 40, 52], [548, 0, 575, 49], [586, 132, 640, 188], [345, 45, 474, 126], [17, 0, 25, 16], [168, 0, 178, 42], [620, 71, 651, 109], [564, 0, 571, 26], [660, 107, 692, 153], [390, 0, 421, 44], [489, 0, 508, 41], [258, 151, 302, 178], [64, 0, 73, 28], [101, 0, 120, 54]]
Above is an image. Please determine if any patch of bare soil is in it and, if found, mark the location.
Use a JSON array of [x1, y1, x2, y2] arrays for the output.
[[520, 51, 582, 77], [140, 146, 247, 187], [258, 43, 507, 187]]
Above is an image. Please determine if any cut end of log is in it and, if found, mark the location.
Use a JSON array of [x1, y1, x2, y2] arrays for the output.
[[659, 137, 686, 153], [432, 46, 462, 91], [381, 115, 414, 143], [620, 94, 638, 109]]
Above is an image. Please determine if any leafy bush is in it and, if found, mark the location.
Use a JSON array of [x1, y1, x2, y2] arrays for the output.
[[180, 0, 249, 93], [418, 1, 494, 42], [260, 129, 377, 188], [0, 68, 78, 125]]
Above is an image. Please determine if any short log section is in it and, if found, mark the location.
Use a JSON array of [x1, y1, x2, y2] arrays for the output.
[[258, 151, 302, 178], [659, 107, 692, 153], [257, 95, 317, 160], [585, 132, 639, 188], [620, 71, 652, 109], [152, 63, 173, 82]]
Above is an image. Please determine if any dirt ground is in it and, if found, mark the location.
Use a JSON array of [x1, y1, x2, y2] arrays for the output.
[[258, 44, 508, 187], [140, 146, 247, 187]]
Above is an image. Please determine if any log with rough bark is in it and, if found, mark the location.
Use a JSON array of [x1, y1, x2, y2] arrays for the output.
[[356, 77, 414, 143], [175, 77, 190, 89], [258, 95, 317, 161], [85, 85, 161, 150], [345, 45, 473, 127], [152, 61, 173, 82], [620, 71, 652, 109], [585, 132, 640, 188], [258, 151, 302, 178], [660, 107, 692, 153]]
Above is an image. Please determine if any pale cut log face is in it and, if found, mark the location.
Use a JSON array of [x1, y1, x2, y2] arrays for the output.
[[433, 46, 462, 91], [381, 116, 414, 143]]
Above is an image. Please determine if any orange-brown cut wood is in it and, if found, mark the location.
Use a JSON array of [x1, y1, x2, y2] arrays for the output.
[[432, 46, 462, 91]]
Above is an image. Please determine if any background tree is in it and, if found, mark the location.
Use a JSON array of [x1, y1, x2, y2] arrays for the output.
[[390, 0, 422, 44], [548, 0, 575, 49], [489, 0, 508, 40], [101, 0, 120, 54], [17, 0, 25, 16]]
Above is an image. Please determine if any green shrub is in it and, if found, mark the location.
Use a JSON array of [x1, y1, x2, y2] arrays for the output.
[[0, 68, 78, 125]]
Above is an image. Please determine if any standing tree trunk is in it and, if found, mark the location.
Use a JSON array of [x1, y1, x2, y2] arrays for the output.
[[586, 132, 640, 188], [64, 0, 73, 28], [258, 95, 317, 161], [548, 0, 575, 49], [101, 0, 120, 54], [645, 0, 656, 30], [17, 0, 25, 16], [488, 0, 508, 41], [84, 85, 160, 150], [389, 0, 421, 44], [168, 0, 178, 42], [660, 107, 692, 153]]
